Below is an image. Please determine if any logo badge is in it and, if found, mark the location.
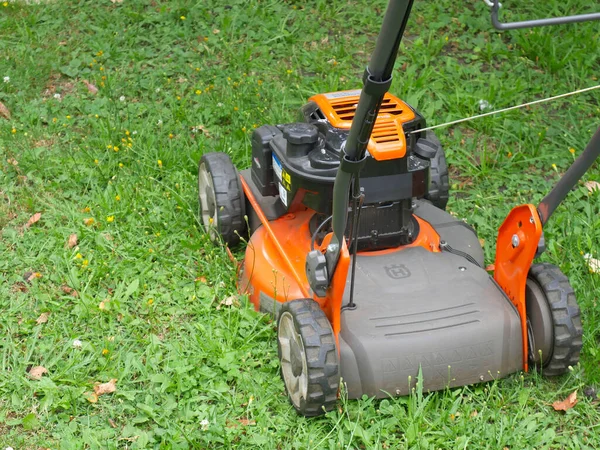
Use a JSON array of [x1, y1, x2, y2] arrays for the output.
[[384, 264, 411, 279]]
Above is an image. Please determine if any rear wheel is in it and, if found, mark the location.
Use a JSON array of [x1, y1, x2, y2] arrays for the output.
[[277, 299, 340, 417], [526, 263, 583, 376], [197, 153, 245, 246]]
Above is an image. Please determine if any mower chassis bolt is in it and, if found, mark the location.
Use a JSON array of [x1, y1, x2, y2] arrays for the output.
[[512, 234, 520, 248]]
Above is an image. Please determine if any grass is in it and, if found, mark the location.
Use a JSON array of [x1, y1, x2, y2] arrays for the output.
[[0, 0, 599, 447]]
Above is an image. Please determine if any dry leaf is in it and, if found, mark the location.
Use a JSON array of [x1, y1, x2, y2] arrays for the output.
[[227, 418, 256, 428], [66, 233, 78, 249], [585, 181, 600, 192], [108, 418, 117, 428], [195, 276, 207, 283], [28, 366, 48, 380], [82, 80, 98, 95], [84, 392, 98, 403], [485, 264, 495, 272], [94, 378, 117, 396], [61, 285, 79, 297], [217, 295, 240, 310], [552, 390, 578, 411], [23, 272, 42, 282], [36, 312, 50, 325], [7, 157, 18, 166], [584, 254, 600, 273], [24, 212, 42, 228], [478, 238, 485, 247], [110, 0, 123, 3], [0, 101, 10, 120], [226, 246, 236, 264]]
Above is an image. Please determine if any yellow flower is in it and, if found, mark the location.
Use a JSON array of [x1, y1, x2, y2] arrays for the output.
[[148, 248, 154, 253], [52, 118, 57, 123], [102, 348, 109, 356], [106, 216, 114, 223], [115, 195, 121, 201], [127, 142, 132, 148], [125, 130, 130, 136], [75, 253, 83, 259], [3, 2, 8, 7], [176, 95, 181, 100], [113, 146, 119, 152], [168, 133, 174, 139], [147, 298, 154, 305], [82, 259, 89, 267], [507, 151, 512, 158], [83, 206, 91, 213], [84, 217, 95, 226], [195, 89, 201, 95], [94, 159, 99, 164], [99, 66, 104, 71], [286, 70, 292, 75], [569, 148, 575, 154], [552, 163, 557, 171], [118, 163, 123, 168], [257, 80, 263, 85], [96, 50, 103, 57], [242, 126, 247, 132], [234, 106, 239, 111], [11, 128, 16, 134], [180, 15, 186, 20], [157, 160, 163, 167]]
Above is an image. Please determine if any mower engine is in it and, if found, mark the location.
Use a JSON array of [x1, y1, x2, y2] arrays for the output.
[[248, 90, 448, 251]]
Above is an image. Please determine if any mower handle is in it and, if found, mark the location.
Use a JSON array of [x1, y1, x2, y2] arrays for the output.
[[538, 125, 600, 225]]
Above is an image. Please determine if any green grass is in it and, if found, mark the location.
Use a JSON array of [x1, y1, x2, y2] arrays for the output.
[[1, 0, 599, 448]]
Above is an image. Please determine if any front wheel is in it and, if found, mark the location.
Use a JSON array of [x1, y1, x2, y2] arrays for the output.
[[197, 153, 246, 246], [277, 299, 340, 417]]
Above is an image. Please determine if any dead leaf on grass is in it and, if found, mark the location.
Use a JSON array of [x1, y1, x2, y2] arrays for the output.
[[61, 285, 79, 297], [66, 233, 78, 249], [217, 295, 240, 310], [194, 276, 207, 283], [0, 101, 11, 120], [84, 392, 98, 403], [82, 79, 99, 95], [584, 181, 600, 193], [28, 366, 48, 380], [227, 417, 256, 428], [94, 378, 117, 396], [23, 271, 42, 283], [24, 212, 42, 228], [36, 312, 50, 325], [108, 418, 117, 428], [552, 390, 578, 411]]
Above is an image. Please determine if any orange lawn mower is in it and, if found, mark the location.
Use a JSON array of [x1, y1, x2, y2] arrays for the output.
[[197, 0, 600, 416]]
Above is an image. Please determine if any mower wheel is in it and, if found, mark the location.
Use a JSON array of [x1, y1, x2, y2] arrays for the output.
[[198, 153, 245, 246], [424, 131, 450, 210], [526, 263, 583, 376], [277, 299, 340, 417]]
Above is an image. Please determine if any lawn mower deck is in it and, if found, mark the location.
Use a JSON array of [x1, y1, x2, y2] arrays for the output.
[[197, 0, 594, 417]]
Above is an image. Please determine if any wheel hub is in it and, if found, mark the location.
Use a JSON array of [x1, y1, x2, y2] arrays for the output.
[[277, 311, 308, 407], [290, 339, 303, 377]]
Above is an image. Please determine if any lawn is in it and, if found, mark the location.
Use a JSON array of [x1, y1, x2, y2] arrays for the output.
[[0, 0, 599, 448]]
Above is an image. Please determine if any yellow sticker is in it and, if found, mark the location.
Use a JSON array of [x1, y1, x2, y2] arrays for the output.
[[281, 170, 291, 190]]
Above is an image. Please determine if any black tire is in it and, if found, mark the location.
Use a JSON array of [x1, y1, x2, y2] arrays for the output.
[[526, 263, 583, 376], [423, 131, 450, 210], [198, 153, 246, 246], [277, 299, 340, 417]]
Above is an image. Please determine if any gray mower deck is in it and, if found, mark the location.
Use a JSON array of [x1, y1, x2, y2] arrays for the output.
[[339, 247, 523, 398]]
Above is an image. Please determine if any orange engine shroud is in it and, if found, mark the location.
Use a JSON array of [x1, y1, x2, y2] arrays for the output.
[[309, 90, 416, 161]]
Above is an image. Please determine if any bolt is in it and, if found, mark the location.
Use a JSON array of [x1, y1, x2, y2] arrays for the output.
[[459, 266, 467, 272], [529, 216, 535, 224], [479, 375, 485, 381], [512, 234, 520, 248]]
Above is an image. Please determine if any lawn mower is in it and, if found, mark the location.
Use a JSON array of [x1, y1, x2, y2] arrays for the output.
[[197, 0, 600, 416]]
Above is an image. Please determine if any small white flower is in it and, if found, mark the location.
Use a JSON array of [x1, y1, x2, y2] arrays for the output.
[[478, 99, 492, 111], [132, 130, 138, 135], [157, 119, 163, 126], [119, 95, 125, 102], [200, 419, 209, 430], [3, 76, 9, 83], [54, 93, 61, 99], [155, 88, 161, 93], [72, 339, 83, 349], [6, 447, 15, 450], [217, 102, 224, 107]]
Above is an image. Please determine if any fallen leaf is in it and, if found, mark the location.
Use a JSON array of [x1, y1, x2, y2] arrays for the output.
[[23, 272, 42, 283], [83, 217, 95, 226], [82, 79, 98, 95], [485, 264, 495, 272], [110, 0, 123, 3], [61, 285, 79, 297], [94, 378, 117, 396], [226, 246, 236, 264], [478, 238, 485, 247], [28, 366, 48, 380], [66, 233, 78, 249], [585, 181, 600, 193], [7, 157, 18, 166], [552, 390, 578, 411], [24, 212, 42, 228], [36, 312, 50, 325], [217, 295, 240, 310], [84, 392, 98, 403], [226, 418, 256, 428], [108, 418, 117, 428], [0, 101, 10, 120], [195, 276, 207, 283], [584, 254, 600, 273]]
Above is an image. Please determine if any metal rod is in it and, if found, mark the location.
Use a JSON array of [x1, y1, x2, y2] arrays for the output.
[[491, 0, 600, 30], [538, 126, 600, 225]]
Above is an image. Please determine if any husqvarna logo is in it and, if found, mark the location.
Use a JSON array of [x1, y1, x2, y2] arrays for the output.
[[384, 264, 411, 279]]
